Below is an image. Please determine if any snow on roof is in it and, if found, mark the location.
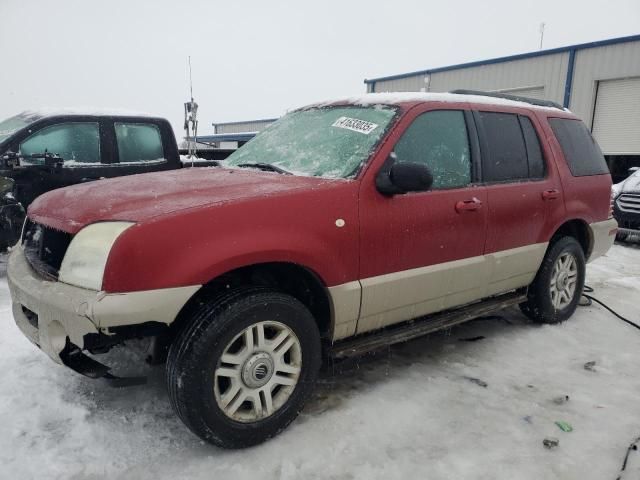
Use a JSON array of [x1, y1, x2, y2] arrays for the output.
[[310, 92, 569, 113], [20, 107, 157, 119]]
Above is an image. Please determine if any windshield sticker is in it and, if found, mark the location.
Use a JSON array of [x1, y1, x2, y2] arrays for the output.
[[332, 117, 379, 135]]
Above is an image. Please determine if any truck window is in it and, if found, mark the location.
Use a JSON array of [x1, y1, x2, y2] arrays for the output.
[[479, 112, 529, 182], [393, 110, 471, 189], [115, 123, 164, 163], [19, 122, 101, 164], [548, 118, 609, 177]]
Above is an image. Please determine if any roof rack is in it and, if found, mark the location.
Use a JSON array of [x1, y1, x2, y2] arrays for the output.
[[449, 89, 564, 110]]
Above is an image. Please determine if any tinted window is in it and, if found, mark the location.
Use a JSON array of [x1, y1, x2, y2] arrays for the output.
[[20, 123, 101, 165], [393, 110, 471, 189], [549, 118, 608, 176], [115, 123, 164, 163], [519, 116, 545, 178], [479, 112, 528, 182]]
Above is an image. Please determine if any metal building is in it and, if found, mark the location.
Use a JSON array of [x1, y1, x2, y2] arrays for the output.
[[364, 34, 640, 181], [206, 118, 278, 149], [213, 118, 277, 135]]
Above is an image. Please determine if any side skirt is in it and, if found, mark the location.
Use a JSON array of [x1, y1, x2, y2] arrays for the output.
[[329, 289, 527, 359]]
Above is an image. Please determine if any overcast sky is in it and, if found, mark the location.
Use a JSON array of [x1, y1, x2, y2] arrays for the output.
[[1, 0, 639, 136]]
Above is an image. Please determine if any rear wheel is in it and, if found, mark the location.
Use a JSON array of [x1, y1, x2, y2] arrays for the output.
[[166, 288, 321, 448], [520, 236, 585, 324]]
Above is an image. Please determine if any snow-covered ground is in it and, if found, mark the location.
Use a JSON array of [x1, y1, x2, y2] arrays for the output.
[[1, 243, 640, 480]]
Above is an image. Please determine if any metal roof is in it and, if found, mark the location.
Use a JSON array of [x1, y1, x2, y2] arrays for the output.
[[195, 132, 257, 143], [364, 33, 640, 85], [211, 118, 278, 127]]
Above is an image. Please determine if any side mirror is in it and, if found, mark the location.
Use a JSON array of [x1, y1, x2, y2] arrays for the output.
[[2, 151, 20, 169], [376, 153, 434, 195]]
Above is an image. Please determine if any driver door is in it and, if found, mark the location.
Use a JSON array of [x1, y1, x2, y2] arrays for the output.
[[17, 119, 110, 204], [357, 107, 488, 334]]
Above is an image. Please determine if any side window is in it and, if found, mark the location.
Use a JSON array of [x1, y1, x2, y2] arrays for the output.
[[548, 118, 608, 176], [479, 112, 528, 182], [393, 110, 471, 189], [19, 123, 101, 164], [519, 116, 545, 178], [115, 123, 164, 163]]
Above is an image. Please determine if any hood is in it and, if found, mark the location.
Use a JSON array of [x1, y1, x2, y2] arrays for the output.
[[615, 172, 640, 195], [28, 167, 342, 233]]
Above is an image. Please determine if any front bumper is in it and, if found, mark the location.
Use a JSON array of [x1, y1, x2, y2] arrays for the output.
[[8, 246, 199, 365], [613, 205, 640, 236]]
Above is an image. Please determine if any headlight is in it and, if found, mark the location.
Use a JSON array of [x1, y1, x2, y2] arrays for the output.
[[58, 222, 134, 290]]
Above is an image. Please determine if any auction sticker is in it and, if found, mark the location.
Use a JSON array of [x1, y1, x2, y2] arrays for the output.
[[332, 116, 378, 135]]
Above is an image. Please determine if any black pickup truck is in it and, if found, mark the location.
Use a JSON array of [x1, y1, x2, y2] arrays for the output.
[[0, 110, 219, 248]]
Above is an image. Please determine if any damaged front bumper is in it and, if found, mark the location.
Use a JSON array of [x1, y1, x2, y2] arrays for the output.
[[7, 246, 199, 378]]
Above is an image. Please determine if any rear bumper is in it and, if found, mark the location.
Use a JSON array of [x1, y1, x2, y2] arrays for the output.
[[8, 246, 199, 365], [588, 218, 618, 262]]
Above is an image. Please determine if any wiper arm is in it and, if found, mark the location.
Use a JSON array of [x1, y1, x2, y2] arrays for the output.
[[236, 162, 292, 175]]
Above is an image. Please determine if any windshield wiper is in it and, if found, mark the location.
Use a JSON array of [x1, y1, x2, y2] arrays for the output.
[[236, 162, 292, 175]]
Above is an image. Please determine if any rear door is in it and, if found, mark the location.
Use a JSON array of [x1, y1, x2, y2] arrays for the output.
[[473, 109, 562, 295], [357, 105, 488, 334], [108, 118, 176, 176]]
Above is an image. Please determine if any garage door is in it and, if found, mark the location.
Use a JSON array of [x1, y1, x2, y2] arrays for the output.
[[493, 86, 546, 100], [592, 77, 640, 155]]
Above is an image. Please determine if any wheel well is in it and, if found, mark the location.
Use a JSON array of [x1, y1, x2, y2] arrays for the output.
[[551, 220, 591, 258], [170, 262, 332, 341]]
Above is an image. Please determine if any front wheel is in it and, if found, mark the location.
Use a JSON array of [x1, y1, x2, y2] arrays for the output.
[[520, 236, 586, 324], [166, 288, 321, 448]]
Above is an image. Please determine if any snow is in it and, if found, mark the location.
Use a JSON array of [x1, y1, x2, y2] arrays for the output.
[[1, 243, 640, 479], [613, 168, 640, 195], [19, 107, 156, 119], [311, 92, 570, 113]]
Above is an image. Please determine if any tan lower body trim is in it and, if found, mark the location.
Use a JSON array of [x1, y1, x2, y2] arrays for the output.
[[328, 243, 548, 339], [327, 281, 361, 340], [588, 218, 617, 263]]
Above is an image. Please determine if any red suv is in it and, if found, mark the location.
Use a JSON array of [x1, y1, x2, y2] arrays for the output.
[[8, 91, 617, 448]]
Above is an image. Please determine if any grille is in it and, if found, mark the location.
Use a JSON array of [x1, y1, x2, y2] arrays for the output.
[[617, 194, 640, 214], [22, 219, 73, 280]]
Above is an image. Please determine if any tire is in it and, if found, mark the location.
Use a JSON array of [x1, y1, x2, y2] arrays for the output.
[[166, 288, 321, 448], [520, 236, 586, 324], [616, 231, 628, 242]]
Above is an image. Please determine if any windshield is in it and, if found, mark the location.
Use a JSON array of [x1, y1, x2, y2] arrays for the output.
[[0, 112, 43, 145], [224, 105, 398, 178]]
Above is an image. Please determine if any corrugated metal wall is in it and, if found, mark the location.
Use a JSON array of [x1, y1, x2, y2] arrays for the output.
[[214, 119, 276, 134], [371, 53, 569, 105], [429, 53, 568, 104], [569, 39, 640, 128], [373, 75, 429, 93]]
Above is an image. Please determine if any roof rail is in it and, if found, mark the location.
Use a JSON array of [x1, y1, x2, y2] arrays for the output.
[[450, 89, 564, 110]]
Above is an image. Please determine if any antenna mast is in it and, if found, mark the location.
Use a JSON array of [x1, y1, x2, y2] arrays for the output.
[[539, 22, 546, 50], [184, 56, 199, 159]]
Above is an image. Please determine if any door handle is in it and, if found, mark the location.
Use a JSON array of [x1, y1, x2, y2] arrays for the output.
[[542, 189, 560, 200], [455, 198, 483, 213]]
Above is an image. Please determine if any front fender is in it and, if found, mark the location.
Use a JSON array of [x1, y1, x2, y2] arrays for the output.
[[103, 184, 360, 292]]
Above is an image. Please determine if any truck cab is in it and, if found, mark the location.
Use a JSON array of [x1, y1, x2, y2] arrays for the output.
[[0, 110, 180, 247]]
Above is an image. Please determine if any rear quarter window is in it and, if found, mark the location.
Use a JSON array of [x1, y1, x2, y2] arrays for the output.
[[549, 118, 608, 176]]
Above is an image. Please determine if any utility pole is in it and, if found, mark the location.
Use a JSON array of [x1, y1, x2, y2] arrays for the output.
[[539, 22, 546, 50]]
